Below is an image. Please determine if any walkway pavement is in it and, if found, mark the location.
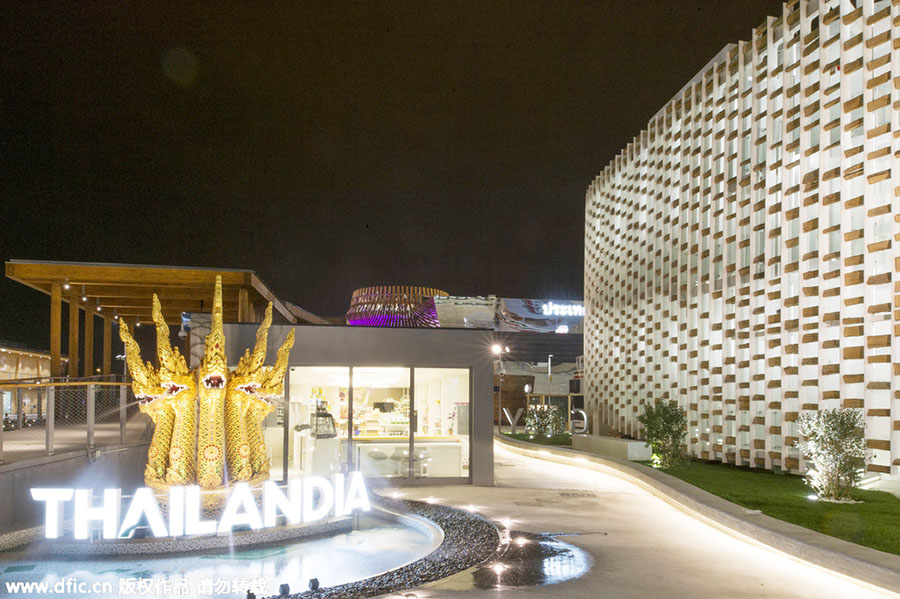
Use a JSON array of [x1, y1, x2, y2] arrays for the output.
[[869, 478, 900, 501], [381, 441, 900, 599], [0, 418, 149, 464]]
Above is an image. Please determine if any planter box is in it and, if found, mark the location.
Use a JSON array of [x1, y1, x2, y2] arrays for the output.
[[572, 434, 652, 461]]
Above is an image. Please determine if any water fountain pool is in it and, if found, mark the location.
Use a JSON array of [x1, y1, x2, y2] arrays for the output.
[[0, 513, 438, 598]]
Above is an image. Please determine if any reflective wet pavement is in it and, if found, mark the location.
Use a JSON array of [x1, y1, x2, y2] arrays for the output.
[[471, 531, 591, 589]]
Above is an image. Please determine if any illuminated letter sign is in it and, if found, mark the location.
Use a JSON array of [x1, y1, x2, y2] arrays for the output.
[[31, 472, 370, 540], [541, 302, 584, 317]]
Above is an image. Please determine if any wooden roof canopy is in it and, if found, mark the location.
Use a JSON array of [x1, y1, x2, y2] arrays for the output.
[[5, 260, 327, 325]]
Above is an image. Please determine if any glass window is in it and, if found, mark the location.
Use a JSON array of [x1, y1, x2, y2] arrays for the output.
[[352, 367, 411, 478], [288, 366, 350, 478], [414, 368, 470, 478], [286, 366, 471, 481]]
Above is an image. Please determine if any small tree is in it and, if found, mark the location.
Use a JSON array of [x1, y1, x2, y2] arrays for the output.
[[637, 399, 687, 468], [525, 405, 566, 437], [796, 408, 867, 501]]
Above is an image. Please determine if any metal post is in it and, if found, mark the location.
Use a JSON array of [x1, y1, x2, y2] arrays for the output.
[[119, 384, 127, 444], [86, 384, 95, 448], [37, 387, 42, 420], [498, 366, 503, 434], [282, 372, 290, 484], [347, 367, 353, 473], [0, 400, 5, 465], [16, 388, 23, 430], [408, 368, 415, 479], [46, 386, 55, 456]]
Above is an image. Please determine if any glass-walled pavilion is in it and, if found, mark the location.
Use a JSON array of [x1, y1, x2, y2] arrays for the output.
[[222, 324, 494, 485]]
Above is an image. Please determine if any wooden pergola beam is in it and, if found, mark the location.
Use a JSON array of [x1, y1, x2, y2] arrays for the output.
[[6, 261, 327, 378], [6, 261, 252, 288], [68, 284, 250, 300], [6, 260, 304, 324]]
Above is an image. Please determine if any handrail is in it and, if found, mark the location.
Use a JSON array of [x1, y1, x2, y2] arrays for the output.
[[0, 381, 127, 389]]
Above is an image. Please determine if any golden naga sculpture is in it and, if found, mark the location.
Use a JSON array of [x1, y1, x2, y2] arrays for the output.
[[197, 276, 228, 490], [121, 275, 294, 501], [227, 306, 294, 481], [119, 320, 171, 483], [152, 295, 197, 486]]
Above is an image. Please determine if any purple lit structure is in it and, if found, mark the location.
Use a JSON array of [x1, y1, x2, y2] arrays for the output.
[[345, 285, 447, 327]]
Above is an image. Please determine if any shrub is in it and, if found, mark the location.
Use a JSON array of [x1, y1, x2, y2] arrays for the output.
[[525, 405, 567, 437], [796, 408, 867, 501], [637, 399, 687, 468]]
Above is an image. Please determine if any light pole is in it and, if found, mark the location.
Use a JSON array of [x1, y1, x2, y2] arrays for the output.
[[492, 343, 509, 432]]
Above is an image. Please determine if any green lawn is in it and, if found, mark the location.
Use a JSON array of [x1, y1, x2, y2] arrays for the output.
[[502, 431, 572, 446], [657, 460, 900, 555]]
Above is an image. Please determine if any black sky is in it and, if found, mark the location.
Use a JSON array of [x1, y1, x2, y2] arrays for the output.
[[1, 1, 785, 349]]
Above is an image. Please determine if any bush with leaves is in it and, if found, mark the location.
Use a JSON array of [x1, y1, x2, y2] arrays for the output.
[[795, 408, 867, 501], [525, 405, 566, 437], [636, 399, 687, 468]]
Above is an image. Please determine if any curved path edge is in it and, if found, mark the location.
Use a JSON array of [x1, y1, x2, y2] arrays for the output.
[[496, 434, 900, 596]]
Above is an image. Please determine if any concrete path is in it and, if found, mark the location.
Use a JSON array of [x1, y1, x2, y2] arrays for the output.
[[382, 442, 899, 599]]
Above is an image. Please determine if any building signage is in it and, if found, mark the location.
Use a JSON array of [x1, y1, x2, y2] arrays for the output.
[[31, 472, 370, 540], [541, 302, 584, 317]]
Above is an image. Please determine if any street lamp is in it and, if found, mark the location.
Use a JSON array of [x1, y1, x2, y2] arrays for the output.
[[493, 344, 510, 432]]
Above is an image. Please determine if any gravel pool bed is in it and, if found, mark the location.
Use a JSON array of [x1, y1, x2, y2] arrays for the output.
[[280, 497, 500, 599]]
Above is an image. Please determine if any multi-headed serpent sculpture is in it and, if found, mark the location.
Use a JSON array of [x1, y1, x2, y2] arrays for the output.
[[120, 275, 294, 503]]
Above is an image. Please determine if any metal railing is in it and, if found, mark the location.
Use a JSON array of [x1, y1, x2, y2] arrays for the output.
[[0, 379, 150, 465]]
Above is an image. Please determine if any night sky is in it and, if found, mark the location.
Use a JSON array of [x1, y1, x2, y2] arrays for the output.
[[1, 1, 785, 350]]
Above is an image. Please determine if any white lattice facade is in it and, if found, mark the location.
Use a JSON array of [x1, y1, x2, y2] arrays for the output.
[[584, 0, 900, 475]]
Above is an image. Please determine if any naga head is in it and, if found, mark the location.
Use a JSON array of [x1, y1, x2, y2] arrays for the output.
[[119, 319, 164, 411], [152, 294, 196, 404], [228, 303, 295, 413], [200, 276, 228, 391]]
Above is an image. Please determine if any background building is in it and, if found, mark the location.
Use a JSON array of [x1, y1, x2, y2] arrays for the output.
[[585, 0, 899, 476]]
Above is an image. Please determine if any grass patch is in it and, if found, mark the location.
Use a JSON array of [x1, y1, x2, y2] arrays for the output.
[[502, 432, 572, 446], [656, 460, 900, 555]]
